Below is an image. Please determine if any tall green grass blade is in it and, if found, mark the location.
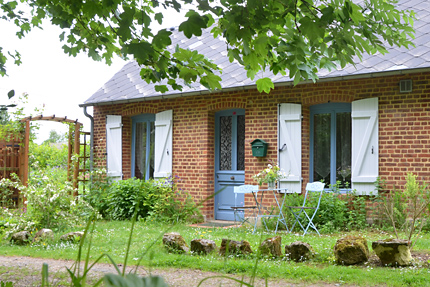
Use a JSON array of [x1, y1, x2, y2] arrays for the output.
[[197, 276, 253, 287], [65, 267, 81, 286], [122, 206, 138, 276], [73, 213, 94, 281], [104, 274, 169, 287], [81, 253, 122, 278], [249, 235, 263, 287], [82, 217, 97, 285], [41, 263, 49, 287]]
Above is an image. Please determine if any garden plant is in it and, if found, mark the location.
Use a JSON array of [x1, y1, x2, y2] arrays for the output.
[[1, 133, 430, 286]]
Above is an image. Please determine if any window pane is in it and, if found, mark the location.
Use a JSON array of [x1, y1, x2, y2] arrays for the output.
[[236, 115, 245, 171], [336, 112, 351, 188], [219, 116, 232, 170], [313, 113, 331, 184], [135, 122, 147, 180]]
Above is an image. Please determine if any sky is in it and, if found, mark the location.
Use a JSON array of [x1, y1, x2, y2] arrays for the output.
[[0, 6, 188, 144]]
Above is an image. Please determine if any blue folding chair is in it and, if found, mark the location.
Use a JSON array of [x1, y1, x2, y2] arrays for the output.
[[231, 185, 259, 228], [287, 182, 325, 236]]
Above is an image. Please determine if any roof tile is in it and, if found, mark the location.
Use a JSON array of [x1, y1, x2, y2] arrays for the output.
[[83, 0, 430, 105]]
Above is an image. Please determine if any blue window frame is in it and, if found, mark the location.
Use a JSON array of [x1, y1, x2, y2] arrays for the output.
[[310, 103, 351, 188], [131, 114, 155, 180]]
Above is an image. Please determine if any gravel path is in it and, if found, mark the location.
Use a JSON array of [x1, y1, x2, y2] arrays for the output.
[[0, 255, 345, 287]]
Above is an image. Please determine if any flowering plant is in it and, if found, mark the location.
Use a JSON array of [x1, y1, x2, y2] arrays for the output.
[[253, 163, 287, 185]]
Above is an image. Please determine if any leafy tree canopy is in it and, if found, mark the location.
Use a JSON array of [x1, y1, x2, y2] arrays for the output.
[[42, 129, 66, 145], [0, 0, 415, 93]]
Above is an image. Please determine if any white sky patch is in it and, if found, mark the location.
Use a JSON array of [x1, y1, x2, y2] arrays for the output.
[[0, 5, 190, 144]]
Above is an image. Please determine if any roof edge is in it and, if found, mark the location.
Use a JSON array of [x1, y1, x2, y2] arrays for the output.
[[79, 67, 430, 107]]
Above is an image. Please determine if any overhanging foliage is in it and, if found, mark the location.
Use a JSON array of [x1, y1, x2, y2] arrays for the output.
[[0, 0, 415, 93]]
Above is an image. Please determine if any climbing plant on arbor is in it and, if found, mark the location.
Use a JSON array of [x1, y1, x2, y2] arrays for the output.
[[0, 0, 415, 93]]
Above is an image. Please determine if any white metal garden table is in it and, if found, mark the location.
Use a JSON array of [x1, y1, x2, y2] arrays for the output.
[[251, 187, 289, 234]]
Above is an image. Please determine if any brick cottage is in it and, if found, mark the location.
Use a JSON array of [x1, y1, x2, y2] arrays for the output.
[[80, 0, 430, 221]]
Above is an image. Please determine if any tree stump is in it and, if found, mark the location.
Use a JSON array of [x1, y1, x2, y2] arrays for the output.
[[259, 236, 282, 258]]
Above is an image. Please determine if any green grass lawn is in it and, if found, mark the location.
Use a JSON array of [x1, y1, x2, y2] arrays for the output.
[[1, 221, 430, 286]]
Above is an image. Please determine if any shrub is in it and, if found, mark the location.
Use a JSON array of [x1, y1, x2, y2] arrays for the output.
[[29, 142, 68, 171], [83, 168, 112, 218], [345, 194, 368, 230], [0, 166, 96, 235], [0, 206, 36, 239], [0, 178, 17, 208], [25, 165, 95, 230], [147, 176, 202, 223], [105, 178, 152, 220], [377, 173, 430, 247], [101, 176, 202, 223], [311, 191, 348, 230], [281, 182, 368, 233]]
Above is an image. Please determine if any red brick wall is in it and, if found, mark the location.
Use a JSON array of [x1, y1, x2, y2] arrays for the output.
[[92, 71, 430, 220]]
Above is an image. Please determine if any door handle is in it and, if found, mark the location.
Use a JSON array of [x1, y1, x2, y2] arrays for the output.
[[231, 176, 235, 180]]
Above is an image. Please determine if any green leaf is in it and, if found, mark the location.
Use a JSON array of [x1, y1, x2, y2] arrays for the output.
[[178, 10, 208, 38], [243, 39, 252, 56], [254, 35, 268, 56], [125, 41, 154, 63], [243, 51, 261, 71], [59, 31, 65, 41], [154, 12, 163, 25], [155, 85, 169, 93], [293, 71, 302, 86], [300, 17, 324, 43], [152, 29, 172, 49], [201, 74, 222, 90], [227, 49, 244, 65], [178, 67, 198, 83], [256, 77, 274, 94], [7, 90, 15, 99]]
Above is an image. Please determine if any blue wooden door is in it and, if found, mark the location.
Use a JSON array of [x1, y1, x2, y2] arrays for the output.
[[215, 109, 245, 220]]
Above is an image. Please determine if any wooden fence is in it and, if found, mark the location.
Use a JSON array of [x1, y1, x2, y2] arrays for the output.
[[0, 139, 23, 205]]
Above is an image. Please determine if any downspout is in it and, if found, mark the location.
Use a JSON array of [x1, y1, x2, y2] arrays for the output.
[[83, 106, 94, 174]]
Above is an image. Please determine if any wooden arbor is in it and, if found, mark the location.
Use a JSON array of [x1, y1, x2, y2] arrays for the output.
[[20, 115, 89, 192]]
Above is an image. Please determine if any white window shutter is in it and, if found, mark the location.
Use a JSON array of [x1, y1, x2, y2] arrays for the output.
[[106, 115, 122, 181], [278, 104, 302, 193], [352, 97, 379, 195], [154, 110, 173, 179]]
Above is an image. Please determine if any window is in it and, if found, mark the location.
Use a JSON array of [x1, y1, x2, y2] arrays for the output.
[[310, 103, 351, 188], [132, 114, 155, 180], [106, 110, 172, 181]]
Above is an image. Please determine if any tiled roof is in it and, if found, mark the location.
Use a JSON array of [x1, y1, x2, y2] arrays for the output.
[[82, 0, 430, 106]]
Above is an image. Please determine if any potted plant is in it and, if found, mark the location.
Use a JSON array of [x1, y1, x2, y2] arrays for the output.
[[253, 162, 287, 189]]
